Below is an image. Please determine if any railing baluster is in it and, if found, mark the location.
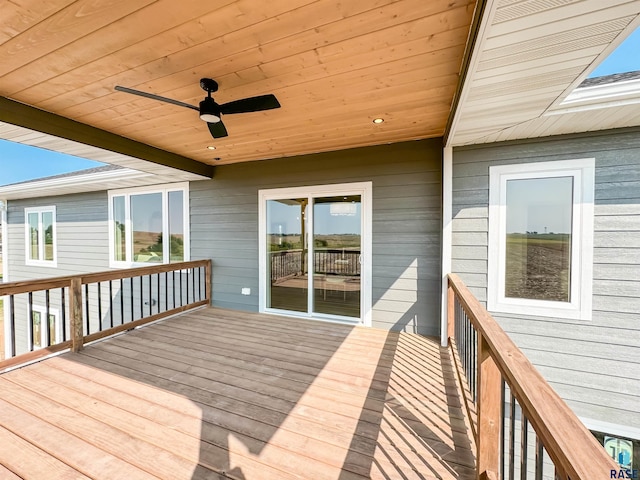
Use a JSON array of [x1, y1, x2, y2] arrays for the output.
[[156, 273, 160, 314], [172, 270, 176, 309], [165, 271, 169, 311], [45, 289, 51, 347], [28, 292, 34, 351], [520, 415, 528, 480], [535, 436, 544, 480], [129, 277, 133, 322], [501, 379, 506, 480], [109, 280, 114, 329], [84, 283, 90, 335], [509, 394, 516, 480], [10, 295, 16, 357], [180, 269, 184, 306], [140, 275, 144, 320], [97, 282, 103, 332], [61, 287, 66, 342]]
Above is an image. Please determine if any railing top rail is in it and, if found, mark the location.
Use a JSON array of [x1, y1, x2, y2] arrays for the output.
[[0, 260, 210, 296], [448, 273, 617, 480]]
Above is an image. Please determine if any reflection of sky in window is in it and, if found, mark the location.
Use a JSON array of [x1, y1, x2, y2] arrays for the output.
[[506, 177, 573, 234], [314, 202, 360, 235], [127, 191, 183, 233], [131, 193, 162, 232], [267, 199, 361, 235], [268, 200, 303, 235], [168, 191, 184, 235]]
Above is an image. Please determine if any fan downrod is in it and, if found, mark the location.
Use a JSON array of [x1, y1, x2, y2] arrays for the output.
[[200, 78, 219, 94]]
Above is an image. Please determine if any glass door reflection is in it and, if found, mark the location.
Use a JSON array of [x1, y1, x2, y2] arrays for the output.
[[266, 198, 308, 312], [313, 196, 361, 318]]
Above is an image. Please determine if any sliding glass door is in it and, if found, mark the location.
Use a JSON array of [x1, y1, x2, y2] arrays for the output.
[[260, 183, 371, 324]]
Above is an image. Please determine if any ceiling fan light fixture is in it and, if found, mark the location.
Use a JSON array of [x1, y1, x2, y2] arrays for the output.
[[200, 113, 221, 123], [199, 97, 221, 123]]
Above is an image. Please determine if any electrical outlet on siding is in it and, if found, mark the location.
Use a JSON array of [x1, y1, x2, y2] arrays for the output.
[[241, 288, 251, 295]]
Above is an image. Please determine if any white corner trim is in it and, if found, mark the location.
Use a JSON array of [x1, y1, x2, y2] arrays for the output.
[[1, 199, 10, 358], [441, 146, 453, 347]]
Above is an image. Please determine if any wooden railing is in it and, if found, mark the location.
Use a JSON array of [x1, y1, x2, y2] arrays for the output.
[[447, 274, 617, 480], [0, 260, 211, 371]]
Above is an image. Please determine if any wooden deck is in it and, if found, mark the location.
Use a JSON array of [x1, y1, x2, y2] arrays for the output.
[[0, 307, 475, 480]]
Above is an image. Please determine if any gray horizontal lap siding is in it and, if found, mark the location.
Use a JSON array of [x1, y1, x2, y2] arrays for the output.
[[452, 128, 640, 428], [190, 140, 443, 336], [6, 191, 110, 281]]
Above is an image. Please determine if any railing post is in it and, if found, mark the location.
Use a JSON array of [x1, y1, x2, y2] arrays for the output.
[[205, 260, 212, 303], [447, 280, 455, 345], [70, 277, 84, 352], [477, 334, 501, 480]]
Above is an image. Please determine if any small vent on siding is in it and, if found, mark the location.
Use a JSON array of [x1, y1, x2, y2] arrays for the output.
[[495, 0, 575, 24]]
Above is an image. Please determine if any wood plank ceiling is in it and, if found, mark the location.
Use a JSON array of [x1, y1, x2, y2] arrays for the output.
[[0, 0, 476, 167]]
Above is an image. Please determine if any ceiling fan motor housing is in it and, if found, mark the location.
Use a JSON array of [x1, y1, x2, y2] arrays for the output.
[[199, 97, 221, 123]]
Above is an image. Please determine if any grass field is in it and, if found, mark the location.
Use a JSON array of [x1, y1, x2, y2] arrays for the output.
[[505, 233, 571, 301]]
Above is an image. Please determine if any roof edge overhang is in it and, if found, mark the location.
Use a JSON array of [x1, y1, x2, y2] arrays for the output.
[[443, 0, 491, 148], [0, 96, 214, 179], [0, 167, 155, 200]]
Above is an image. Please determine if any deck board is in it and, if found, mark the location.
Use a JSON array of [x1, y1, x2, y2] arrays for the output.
[[0, 307, 475, 479]]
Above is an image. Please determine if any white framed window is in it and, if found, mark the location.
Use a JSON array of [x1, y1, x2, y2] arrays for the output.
[[488, 159, 595, 320], [108, 183, 190, 267], [24, 206, 57, 267], [30, 305, 61, 350]]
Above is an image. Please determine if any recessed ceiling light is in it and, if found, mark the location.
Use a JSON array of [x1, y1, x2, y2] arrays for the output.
[[207, 145, 216, 150], [372, 118, 384, 124]]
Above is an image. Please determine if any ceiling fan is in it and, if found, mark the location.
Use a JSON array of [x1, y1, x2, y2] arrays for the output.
[[114, 78, 280, 139]]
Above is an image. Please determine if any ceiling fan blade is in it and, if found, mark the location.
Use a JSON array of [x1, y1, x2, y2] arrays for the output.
[[114, 85, 199, 111], [219, 94, 280, 114], [207, 120, 228, 138]]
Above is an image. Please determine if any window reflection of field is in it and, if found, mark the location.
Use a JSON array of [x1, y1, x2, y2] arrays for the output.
[[505, 233, 571, 302]]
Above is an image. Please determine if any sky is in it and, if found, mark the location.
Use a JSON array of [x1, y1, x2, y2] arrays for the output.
[[0, 28, 637, 185], [588, 26, 640, 78], [0, 139, 104, 186]]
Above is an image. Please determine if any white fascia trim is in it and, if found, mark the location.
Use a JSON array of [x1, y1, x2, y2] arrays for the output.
[[0, 168, 151, 199], [581, 417, 640, 442], [445, 0, 499, 147], [545, 78, 640, 116], [441, 146, 453, 347]]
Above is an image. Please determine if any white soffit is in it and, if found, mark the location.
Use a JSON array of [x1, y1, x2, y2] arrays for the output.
[[0, 121, 209, 183], [449, 0, 640, 146]]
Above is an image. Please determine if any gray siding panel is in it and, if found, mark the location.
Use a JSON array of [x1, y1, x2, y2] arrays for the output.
[[190, 140, 443, 336], [452, 128, 640, 430], [6, 191, 110, 282]]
